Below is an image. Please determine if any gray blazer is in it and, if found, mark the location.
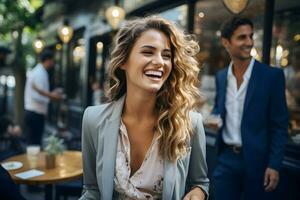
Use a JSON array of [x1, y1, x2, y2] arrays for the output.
[[79, 96, 209, 200]]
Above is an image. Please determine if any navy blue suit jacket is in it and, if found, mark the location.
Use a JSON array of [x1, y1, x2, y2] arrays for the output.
[[0, 165, 25, 200], [212, 60, 289, 176]]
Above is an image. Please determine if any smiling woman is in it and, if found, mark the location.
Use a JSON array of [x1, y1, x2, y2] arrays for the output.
[[119, 28, 173, 95], [79, 16, 209, 200]]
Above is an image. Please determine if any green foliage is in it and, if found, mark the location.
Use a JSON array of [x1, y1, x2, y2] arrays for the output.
[[0, 0, 42, 33], [0, 0, 43, 124], [30, 0, 43, 10], [0, 0, 43, 67], [44, 134, 65, 155], [0, 0, 43, 39]]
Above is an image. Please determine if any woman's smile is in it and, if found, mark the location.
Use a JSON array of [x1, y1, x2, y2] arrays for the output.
[[122, 28, 172, 94]]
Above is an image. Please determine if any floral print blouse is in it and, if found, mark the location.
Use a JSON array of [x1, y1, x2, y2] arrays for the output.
[[113, 121, 164, 200]]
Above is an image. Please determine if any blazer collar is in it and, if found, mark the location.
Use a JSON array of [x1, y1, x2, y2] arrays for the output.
[[243, 60, 260, 112], [219, 69, 228, 116], [162, 160, 176, 199], [108, 95, 126, 122], [101, 95, 125, 199], [101, 94, 176, 199]]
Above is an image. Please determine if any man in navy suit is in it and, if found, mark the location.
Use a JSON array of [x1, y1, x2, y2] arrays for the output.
[[211, 17, 288, 200]]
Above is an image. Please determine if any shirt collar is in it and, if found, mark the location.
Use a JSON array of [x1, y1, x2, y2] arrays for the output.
[[37, 63, 48, 73], [243, 57, 255, 80], [227, 57, 255, 81]]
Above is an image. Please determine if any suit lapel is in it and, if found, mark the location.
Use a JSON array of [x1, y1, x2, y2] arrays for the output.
[[219, 69, 228, 117], [243, 61, 259, 112], [162, 160, 176, 199], [101, 96, 125, 199]]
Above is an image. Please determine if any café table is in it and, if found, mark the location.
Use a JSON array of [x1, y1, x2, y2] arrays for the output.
[[2, 150, 82, 200]]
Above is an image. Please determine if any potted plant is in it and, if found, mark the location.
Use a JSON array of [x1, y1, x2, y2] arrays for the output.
[[44, 134, 65, 169]]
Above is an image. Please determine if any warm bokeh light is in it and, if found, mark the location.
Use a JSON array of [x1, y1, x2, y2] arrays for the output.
[[58, 25, 73, 44], [276, 45, 283, 61], [73, 46, 85, 64], [294, 34, 300, 42], [96, 41, 103, 53], [281, 58, 288, 67], [105, 6, 125, 29], [198, 12, 205, 18], [33, 38, 44, 53], [56, 43, 62, 51]]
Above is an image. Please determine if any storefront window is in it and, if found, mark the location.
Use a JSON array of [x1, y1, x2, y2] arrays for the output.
[[88, 33, 111, 105], [194, 0, 265, 116], [159, 4, 188, 30], [0, 75, 15, 116], [123, 0, 156, 12], [272, 0, 300, 145], [67, 33, 85, 105], [91, 40, 105, 105], [47, 44, 63, 125], [54, 43, 63, 86]]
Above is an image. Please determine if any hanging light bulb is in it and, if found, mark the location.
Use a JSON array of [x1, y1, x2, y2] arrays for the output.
[[96, 41, 104, 53], [222, 0, 249, 14], [58, 20, 73, 44], [33, 37, 44, 53], [105, 5, 125, 29]]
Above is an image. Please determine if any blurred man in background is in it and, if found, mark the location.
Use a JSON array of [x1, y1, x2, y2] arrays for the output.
[[24, 49, 65, 145], [211, 17, 288, 200]]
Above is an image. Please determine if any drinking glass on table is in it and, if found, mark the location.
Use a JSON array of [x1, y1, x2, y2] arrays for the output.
[[204, 114, 223, 131], [26, 145, 40, 168]]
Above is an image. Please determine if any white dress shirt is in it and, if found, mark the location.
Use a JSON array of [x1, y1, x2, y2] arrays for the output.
[[222, 58, 255, 146], [24, 63, 50, 115]]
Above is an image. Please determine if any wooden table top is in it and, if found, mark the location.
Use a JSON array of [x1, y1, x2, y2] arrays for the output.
[[2, 150, 83, 185]]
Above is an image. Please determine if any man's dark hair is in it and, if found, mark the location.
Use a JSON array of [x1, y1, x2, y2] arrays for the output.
[[39, 49, 54, 63], [221, 17, 253, 40]]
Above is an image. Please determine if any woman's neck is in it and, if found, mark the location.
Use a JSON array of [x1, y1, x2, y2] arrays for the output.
[[123, 92, 156, 121]]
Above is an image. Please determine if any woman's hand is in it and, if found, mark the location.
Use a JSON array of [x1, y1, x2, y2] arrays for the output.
[[183, 187, 206, 200]]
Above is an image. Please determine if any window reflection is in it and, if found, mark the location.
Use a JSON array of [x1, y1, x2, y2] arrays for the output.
[[67, 32, 85, 105], [92, 41, 104, 105], [96, 41, 103, 70], [272, 0, 300, 144], [73, 45, 85, 64], [88, 34, 111, 106], [159, 5, 188, 30], [48, 44, 63, 125], [123, 0, 156, 12]]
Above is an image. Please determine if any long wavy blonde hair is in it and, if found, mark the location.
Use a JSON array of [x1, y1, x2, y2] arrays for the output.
[[107, 16, 202, 162]]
